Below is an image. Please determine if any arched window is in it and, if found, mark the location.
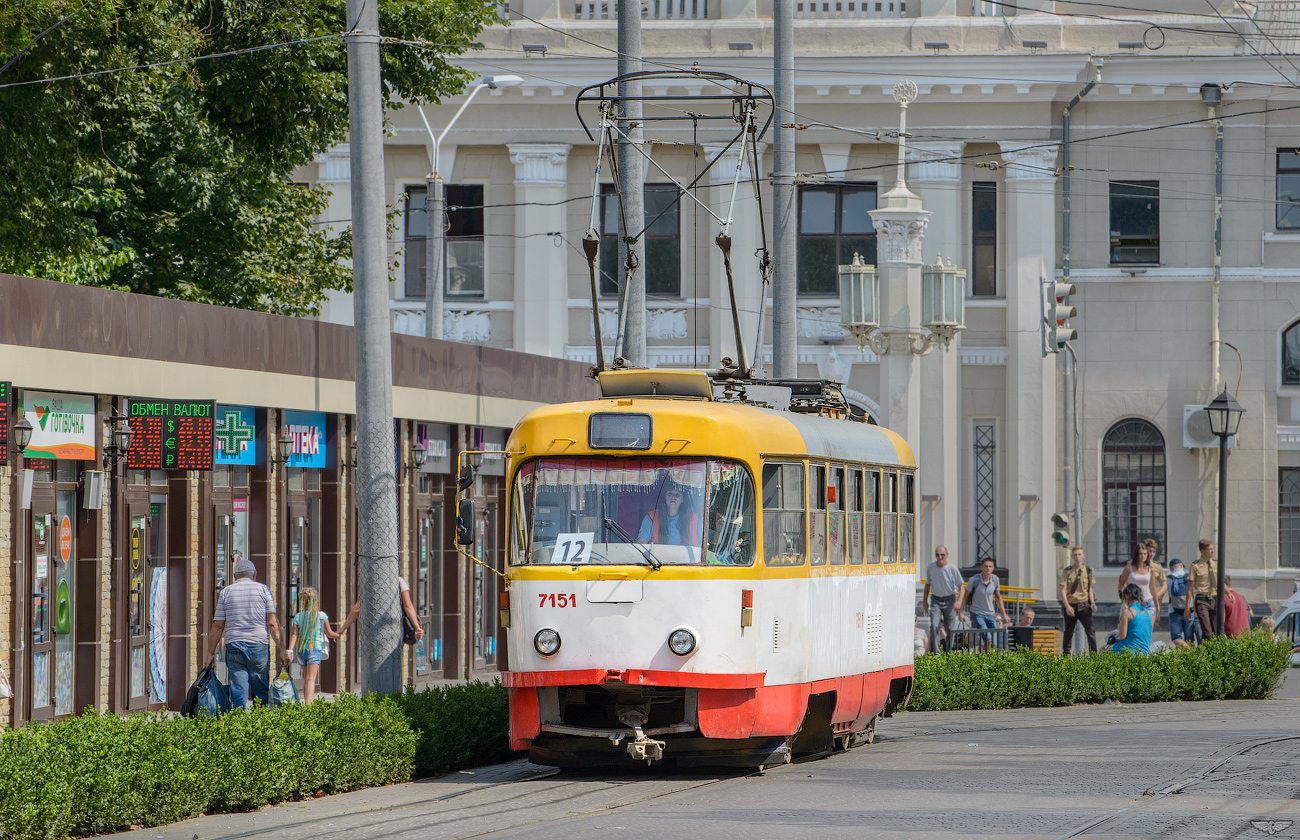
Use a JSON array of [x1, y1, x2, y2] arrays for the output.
[[1102, 419, 1166, 568], [1284, 320, 1300, 386]]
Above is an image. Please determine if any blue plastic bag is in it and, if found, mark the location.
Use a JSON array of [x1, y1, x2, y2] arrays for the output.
[[270, 668, 299, 707], [193, 665, 233, 717]]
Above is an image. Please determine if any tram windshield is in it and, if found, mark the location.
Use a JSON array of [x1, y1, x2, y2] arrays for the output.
[[511, 457, 756, 566]]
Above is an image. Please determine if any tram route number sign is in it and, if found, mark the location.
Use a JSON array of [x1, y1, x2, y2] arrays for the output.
[[552, 532, 594, 565], [0, 381, 9, 461], [127, 399, 215, 470]]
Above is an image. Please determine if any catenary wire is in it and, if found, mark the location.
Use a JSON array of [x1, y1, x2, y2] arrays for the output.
[[0, 0, 93, 78]]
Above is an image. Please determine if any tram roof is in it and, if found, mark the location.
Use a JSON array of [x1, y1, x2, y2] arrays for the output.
[[508, 396, 915, 470]]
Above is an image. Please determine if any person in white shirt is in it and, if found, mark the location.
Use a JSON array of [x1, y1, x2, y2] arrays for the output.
[[922, 546, 964, 653], [204, 558, 279, 708]]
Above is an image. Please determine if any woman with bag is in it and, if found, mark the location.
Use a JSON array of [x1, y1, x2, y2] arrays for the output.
[[282, 587, 340, 704]]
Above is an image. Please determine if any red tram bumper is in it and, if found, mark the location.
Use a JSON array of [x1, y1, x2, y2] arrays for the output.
[[503, 665, 914, 751]]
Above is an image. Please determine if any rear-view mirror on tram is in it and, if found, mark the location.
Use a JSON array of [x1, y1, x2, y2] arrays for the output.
[[456, 499, 476, 545], [457, 463, 476, 493]]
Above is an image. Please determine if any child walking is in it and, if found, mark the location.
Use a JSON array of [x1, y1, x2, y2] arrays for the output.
[[283, 587, 339, 704]]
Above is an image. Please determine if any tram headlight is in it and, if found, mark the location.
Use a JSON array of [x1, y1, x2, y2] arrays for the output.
[[668, 628, 697, 656], [534, 628, 561, 657]]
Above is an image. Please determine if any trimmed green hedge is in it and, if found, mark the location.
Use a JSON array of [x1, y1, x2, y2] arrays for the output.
[[0, 694, 416, 840], [393, 680, 513, 779], [908, 632, 1292, 711]]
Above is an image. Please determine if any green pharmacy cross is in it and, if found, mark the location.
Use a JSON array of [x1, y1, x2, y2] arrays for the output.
[[214, 410, 255, 456]]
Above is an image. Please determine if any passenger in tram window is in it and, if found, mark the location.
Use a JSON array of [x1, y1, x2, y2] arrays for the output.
[[638, 481, 701, 547]]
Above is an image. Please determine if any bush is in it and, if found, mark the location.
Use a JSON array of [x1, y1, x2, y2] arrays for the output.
[[907, 632, 1292, 712], [0, 693, 416, 840], [390, 680, 513, 779]]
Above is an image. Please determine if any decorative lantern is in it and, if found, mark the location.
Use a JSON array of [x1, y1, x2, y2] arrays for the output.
[[1204, 389, 1244, 438], [921, 253, 966, 335], [839, 252, 879, 331]]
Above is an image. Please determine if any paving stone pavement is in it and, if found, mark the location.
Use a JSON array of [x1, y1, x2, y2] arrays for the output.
[[110, 670, 1300, 840]]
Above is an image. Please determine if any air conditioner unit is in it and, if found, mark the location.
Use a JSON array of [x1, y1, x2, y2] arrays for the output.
[[1183, 405, 1237, 450]]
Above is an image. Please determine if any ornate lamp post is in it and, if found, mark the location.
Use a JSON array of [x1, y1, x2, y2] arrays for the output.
[[840, 252, 965, 355], [839, 81, 965, 358], [1203, 388, 1244, 636]]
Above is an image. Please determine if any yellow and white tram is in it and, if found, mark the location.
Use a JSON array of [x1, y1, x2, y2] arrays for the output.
[[491, 369, 916, 768]]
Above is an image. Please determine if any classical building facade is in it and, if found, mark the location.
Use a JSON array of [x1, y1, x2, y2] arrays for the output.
[[304, 1, 1300, 608]]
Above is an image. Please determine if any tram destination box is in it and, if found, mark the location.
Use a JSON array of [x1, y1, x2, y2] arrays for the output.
[[127, 399, 215, 470]]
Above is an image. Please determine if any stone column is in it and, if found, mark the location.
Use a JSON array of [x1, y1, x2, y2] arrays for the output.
[[705, 141, 765, 372], [869, 184, 930, 447], [908, 141, 964, 566], [508, 143, 572, 358], [1000, 141, 1060, 595]]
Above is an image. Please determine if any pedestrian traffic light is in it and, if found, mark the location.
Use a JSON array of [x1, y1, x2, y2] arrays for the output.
[[1051, 512, 1070, 547], [1051, 282, 1077, 349]]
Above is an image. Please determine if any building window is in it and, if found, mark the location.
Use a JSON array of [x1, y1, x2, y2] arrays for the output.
[[445, 184, 485, 298], [971, 182, 997, 296], [1102, 419, 1166, 567], [403, 186, 428, 299], [1284, 320, 1300, 385], [600, 184, 681, 297], [1281, 468, 1300, 568], [1278, 150, 1300, 229], [797, 183, 877, 296], [402, 184, 485, 299], [1109, 180, 1159, 264], [973, 421, 996, 563]]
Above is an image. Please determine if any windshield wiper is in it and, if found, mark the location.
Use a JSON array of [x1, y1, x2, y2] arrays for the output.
[[604, 518, 662, 570]]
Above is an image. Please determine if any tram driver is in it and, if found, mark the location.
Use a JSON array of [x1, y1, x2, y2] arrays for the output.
[[638, 480, 701, 547]]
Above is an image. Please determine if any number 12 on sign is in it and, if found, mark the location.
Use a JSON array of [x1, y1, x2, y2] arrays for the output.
[[552, 532, 594, 564]]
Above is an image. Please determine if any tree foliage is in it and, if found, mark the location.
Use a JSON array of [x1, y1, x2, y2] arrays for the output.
[[0, 0, 496, 315]]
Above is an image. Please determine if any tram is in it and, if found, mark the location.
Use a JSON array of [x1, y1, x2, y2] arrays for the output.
[[476, 368, 917, 768]]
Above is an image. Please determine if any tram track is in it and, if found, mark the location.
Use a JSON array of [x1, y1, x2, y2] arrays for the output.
[[1045, 735, 1300, 839]]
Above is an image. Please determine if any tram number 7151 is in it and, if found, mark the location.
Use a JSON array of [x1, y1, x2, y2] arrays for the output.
[[539, 593, 578, 608]]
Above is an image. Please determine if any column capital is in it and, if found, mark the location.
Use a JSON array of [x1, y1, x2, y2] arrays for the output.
[[869, 207, 931, 264], [998, 142, 1060, 182], [907, 141, 964, 183], [702, 141, 766, 184], [508, 143, 573, 185]]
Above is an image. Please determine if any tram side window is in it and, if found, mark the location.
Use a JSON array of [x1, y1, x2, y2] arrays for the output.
[[827, 465, 846, 565], [762, 462, 807, 566], [865, 470, 881, 564], [509, 462, 535, 566], [809, 464, 827, 566], [882, 471, 898, 563], [847, 468, 864, 564], [899, 472, 915, 564]]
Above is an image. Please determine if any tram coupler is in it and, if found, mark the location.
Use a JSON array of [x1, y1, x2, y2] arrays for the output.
[[618, 708, 665, 763]]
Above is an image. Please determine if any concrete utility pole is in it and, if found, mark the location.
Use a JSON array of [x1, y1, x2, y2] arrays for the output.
[[617, 0, 646, 366], [771, 0, 797, 378], [425, 173, 445, 340], [345, 0, 402, 694]]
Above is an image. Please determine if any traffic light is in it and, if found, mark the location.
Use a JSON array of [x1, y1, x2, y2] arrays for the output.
[[1051, 282, 1077, 349], [1051, 512, 1070, 547]]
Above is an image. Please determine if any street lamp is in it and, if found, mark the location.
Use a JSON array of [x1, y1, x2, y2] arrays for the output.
[[13, 415, 33, 457], [839, 252, 965, 355], [417, 75, 525, 340], [1203, 388, 1244, 636], [274, 426, 294, 465]]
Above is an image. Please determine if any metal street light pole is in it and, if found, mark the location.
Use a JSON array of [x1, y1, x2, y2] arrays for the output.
[[345, 0, 401, 695], [1203, 388, 1243, 637], [1214, 429, 1228, 636], [418, 76, 522, 340]]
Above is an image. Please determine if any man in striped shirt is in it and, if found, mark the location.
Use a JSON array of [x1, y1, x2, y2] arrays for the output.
[[204, 557, 279, 708]]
